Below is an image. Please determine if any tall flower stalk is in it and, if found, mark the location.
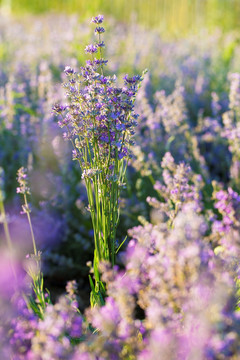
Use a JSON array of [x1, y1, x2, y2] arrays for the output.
[[54, 15, 144, 306], [17, 167, 50, 318]]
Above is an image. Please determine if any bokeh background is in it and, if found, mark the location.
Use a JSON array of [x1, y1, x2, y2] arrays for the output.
[[1, 0, 240, 35]]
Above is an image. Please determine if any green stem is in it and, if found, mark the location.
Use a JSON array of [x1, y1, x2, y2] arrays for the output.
[[23, 194, 37, 257]]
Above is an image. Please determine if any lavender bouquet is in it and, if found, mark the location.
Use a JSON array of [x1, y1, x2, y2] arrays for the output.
[[54, 15, 144, 306]]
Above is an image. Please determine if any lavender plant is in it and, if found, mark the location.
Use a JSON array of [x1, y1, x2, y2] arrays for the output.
[[17, 167, 50, 319], [222, 73, 240, 190], [54, 15, 144, 306], [146, 152, 203, 227]]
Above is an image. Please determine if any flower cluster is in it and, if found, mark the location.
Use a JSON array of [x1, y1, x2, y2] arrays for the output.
[[210, 185, 240, 262], [213, 187, 240, 233], [31, 296, 82, 359], [16, 167, 31, 195], [221, 75, 240, 188], [56, 61, 142, 174], [53, 16, 144, 178], [147, 152, 203, 223], [9, 298, 38, 359]]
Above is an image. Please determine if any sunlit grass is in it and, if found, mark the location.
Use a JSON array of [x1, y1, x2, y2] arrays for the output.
[[1, 0, 240, 36]]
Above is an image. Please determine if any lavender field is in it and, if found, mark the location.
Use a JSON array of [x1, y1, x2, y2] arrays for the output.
[[1, 8, 240, 360]]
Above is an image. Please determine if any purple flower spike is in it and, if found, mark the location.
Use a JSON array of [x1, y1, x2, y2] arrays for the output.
[[124, 74, 141, 85], [64, 66, 75, 75], [95, 26, 105, 34], [118, 147, 128, 159], [52, 103, 67, 114], [16, 167, 30, 195], [85, 44, 98, 54], [91, 15, 104, 24], [97, 41, 105, 48]]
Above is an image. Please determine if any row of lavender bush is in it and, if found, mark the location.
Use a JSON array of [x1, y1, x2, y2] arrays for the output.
[[1, 13, 240, 359]]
